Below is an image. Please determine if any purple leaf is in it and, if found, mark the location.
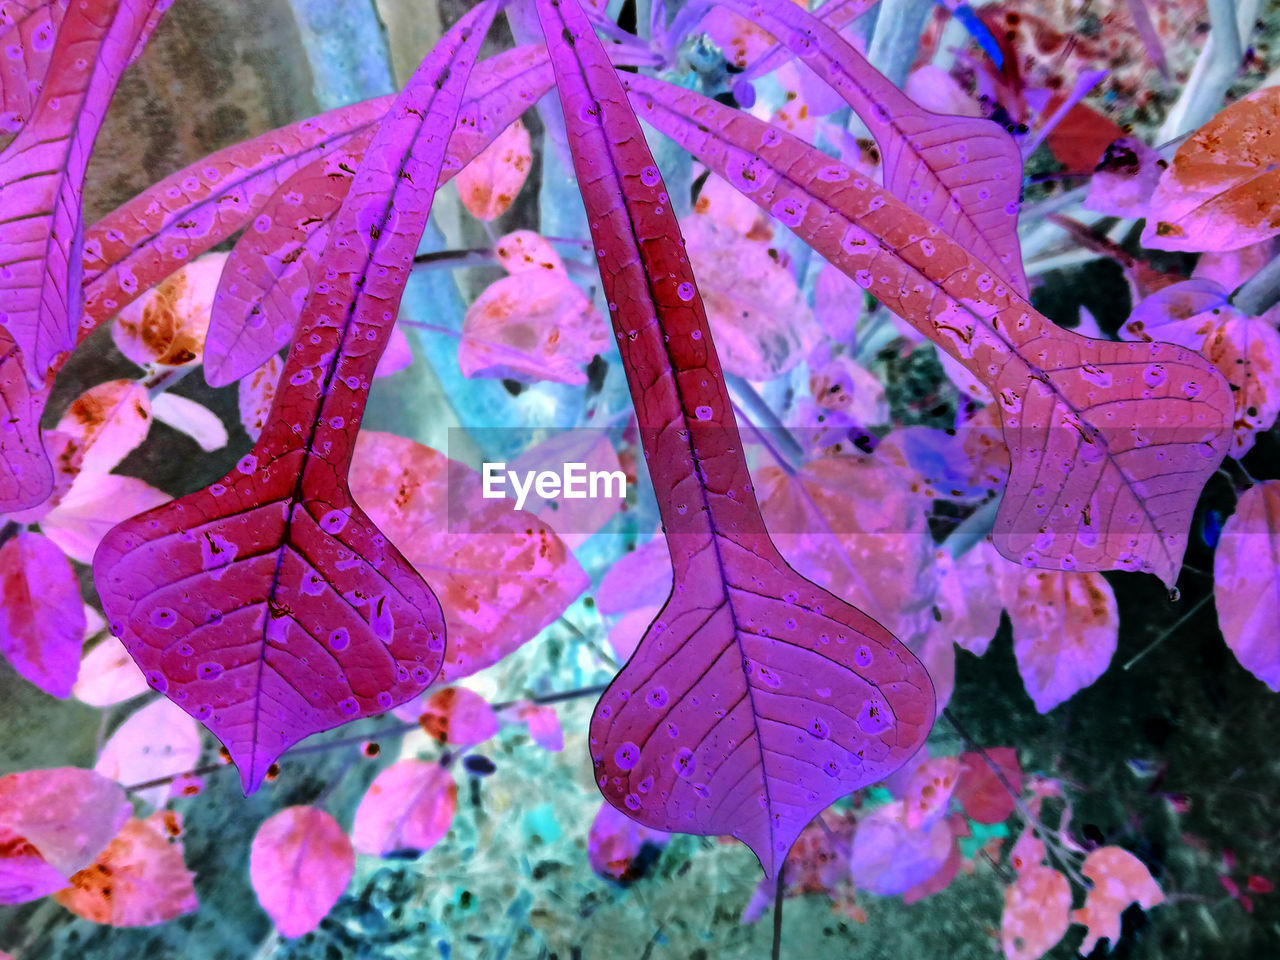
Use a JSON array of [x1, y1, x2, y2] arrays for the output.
[[92, 1, 500, 794], [713, 0, 1027, 296], [741, 0, 880, 81], [0, 0, 169, 386], [204, 44, 554, 387], [0, 531, 85, 698], [0, 0, 68, 135], [538, 0, 933, 880], [621, 73, 1235, 587], [0, 327, 53, 511]]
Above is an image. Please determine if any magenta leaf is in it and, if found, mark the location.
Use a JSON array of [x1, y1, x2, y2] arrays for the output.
[[538, 0, 933, 879], [0, 1, 67, 135], [0, 531, 85, 698], [205, 44, 554, 387], [622, 73, 1235, 587], [0, 327, 53, 511], [712, 0, 1028, 296], [250, 806, 354, 938], [92, 1, 500, 793], [0, 0, 168, 386]]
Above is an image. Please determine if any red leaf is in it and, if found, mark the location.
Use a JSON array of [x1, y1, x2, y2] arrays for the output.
[[53, 812, 198, 926], [350, 760, 457, 857], [92, 3, 500, 793], [622, 72, 1234, 587], [0, 1, 67, 135], [538, 0, 933, 879], [954, 747, 1022, 824], [250, 806, 354, 938], [0, 531, 84, 697]]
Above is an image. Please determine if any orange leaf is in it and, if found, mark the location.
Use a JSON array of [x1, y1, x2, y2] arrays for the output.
[[456, 117, 532, 221], [1002, 865, 1071, 960], [1071, 847, 1164, 954]]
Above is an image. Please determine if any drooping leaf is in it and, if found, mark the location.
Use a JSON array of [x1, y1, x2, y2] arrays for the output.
[[54, 379, 152, 476], [0, 0, 169, 384], [0, 1, 67, 135], [621, 72, 1234, 587], [53, 812, 198, 926], [237, 354, 283, 442], [539, 0, 933, 879], [1083, 136, 1165, 219], [933, 542, 1004, 658], [1141, 87, 1280, 253], [1213, 481, 1280, 691], [204, 44, 555, 387], [348, 431, 588, 683], [111, 253, 226, 370], [72, 632, 149, 707], [996, 565, 1119, 713], [1002, 865, 1071, 960], [1071, 847, 1164, 954], [456, 116, 533, 220], [92, 2, 501, 794], [0, 531, 84, 697], [149, 394, 228, 453], [712, 0, 1028, 295], [40, 474, 170, 564], [0, 767, 131, 903], [250, 806, 354, 938], [93, 697, 201, 810], [350, 759, 457, 858]]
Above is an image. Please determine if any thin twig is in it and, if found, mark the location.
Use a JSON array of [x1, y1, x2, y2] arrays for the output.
[[1122, 594, 1212, 670], [771, 863, 786, 960]]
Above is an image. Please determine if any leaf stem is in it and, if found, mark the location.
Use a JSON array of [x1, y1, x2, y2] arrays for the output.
[[1121, 594, 1213, 671], [771, 862, 786, 960]]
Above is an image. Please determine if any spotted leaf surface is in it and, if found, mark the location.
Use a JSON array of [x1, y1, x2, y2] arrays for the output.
[[0, 326, 53, 511], [623, 73, 1233, 587], [0, 1, 67, 135], [0, 0, 168, 385], [92, 2, 499, 793], [539, 0, 932, 880]]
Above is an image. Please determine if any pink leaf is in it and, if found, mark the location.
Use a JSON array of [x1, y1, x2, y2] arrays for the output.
[[92, 3, 500, 793], [40, 474, 170, 564], [416, 687, 499, 746], [93, 698, 201, 810], [1201, 312, 1280, 458], [72, 632, 149, 707], [53, 812, 198, 926], [507, 430, 624, 548], [149, 393, 228, 453], [456, 116, 533, 220], [111, 253, 225, 369], [934, 542, 1004, 658], [1213, 481, 1280, 691], [54, 379, 152, 476], [996, 565, 1119, 713], [902, 755, 960, 830], [849, 799, 953, 896], [1071, 847, 1164, 954], [539, 0, 933, 879], [0, 531, 84, 697], [250, 806, 354, 938], [622, 72, 1234, 587], [587, 800, 669, 883], [0, 1, 68, 135], [373, 324, 412, 379], [515, 702, 564, 752], [495, 229, 566, 274], [597, 536, 672, 615], [1002, 865, 1071, 960], [1083, 136, 1164, 219], [954, 747, 1023, 824], [350, 760, 457, 857], [349, 431, 588, 683], [237, 354, 282, 442], [0, 0, 169, 385], [204, 44, 555, 387], [0, 767, 131, 902]]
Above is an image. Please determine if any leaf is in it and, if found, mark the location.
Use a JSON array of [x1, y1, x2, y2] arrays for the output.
[[348, 431, 588, 683], [1071, 847, 1164, 954], [54, 379, 152, 476], [459, 269, 608, 385], [72, 633, 149, 707], [53, 812, 198, 926], [94, 698, 201, 810], [237, 354, 283, 442], [622, 72, 1235, 587], [0, 1, 67, 135], [711, 0, 1028, 295], [416, 687, 499, 746], [587, 800, 669, 883], [902, 754, 960, 830], [514, 702, 564, 752], [1002, 865, 1071, 960], [456, 116, 533, 220], [1213, 481, 1280, 691], [495, 228, 566, 274], [954, 747, 1023, 824], [1141, 87, 1280, 253], [111, 254, 225, 370], [0, 767, 131, 902], [996, 565, 1119, 713], [0, 0, 169, 384], [40, 474, 170, 564], [933, 542, 1004, 658], [539, 0, 933, 879], [1083, 136, 1165, 219], [0, 531, 84, 697], [848, 799, 953, 896], [350, 760, 457, 857], [373, 324, 413, 379], [149, 394, 228, 453], [507, 429, 624, 548], [597, 535, 672, 615], [204, 44, 555, 387], [250, 806, 354, 938], [681, 214, 821, 380], [92, 2, 500, 794], [0, 326, 54, 512], [1201, 312, 1280, 458]]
